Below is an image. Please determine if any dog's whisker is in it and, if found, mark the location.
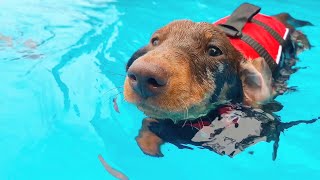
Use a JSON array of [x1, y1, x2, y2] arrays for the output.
[[189, 120, 194, 130], [101, 86, 124, 97], [102, 91, 123, 104], [184, 102, 189, 119], [175, 98, 185, 120], [113, 92, 123, 98], [193, 120, 200, 130], [179, 98, 189, 120], [182, 118, 188, 128], [103, 70, 126, 77], [199, 117, 204, 128], [196, 81, 206, 94]]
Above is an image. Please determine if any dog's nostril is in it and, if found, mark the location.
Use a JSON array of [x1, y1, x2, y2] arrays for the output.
[[128, 74, 137, 81], [147, 78, 165, 87]]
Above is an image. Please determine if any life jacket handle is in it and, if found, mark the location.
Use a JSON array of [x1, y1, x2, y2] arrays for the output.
[[218, 3, 261, 38]]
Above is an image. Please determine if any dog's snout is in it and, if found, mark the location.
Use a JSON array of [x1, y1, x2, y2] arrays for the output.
[[127, 61, 168, 98]]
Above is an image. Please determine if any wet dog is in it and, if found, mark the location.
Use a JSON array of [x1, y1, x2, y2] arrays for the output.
[[123, 3, 313, 157]]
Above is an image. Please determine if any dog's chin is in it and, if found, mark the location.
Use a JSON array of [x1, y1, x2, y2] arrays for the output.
[[124, 82, 220, 121], [135, 101, 217, 122]]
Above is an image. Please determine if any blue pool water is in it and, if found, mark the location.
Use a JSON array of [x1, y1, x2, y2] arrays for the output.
[[1, 0, 320, 179]]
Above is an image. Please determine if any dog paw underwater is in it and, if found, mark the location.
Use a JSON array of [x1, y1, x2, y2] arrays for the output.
[[119, 3, 318, 160]]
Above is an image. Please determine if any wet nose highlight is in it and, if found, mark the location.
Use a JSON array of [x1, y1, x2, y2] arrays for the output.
[[127, 62, 168, 98]]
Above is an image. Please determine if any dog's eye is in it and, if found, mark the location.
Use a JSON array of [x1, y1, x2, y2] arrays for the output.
[[208, 46, 223, 56], [151, 37, 160, 46]]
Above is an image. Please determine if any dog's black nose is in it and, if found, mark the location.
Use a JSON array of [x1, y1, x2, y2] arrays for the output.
[[127, 61, 168, 98]]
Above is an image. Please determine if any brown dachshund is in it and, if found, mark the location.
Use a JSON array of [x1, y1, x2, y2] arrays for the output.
[[123, 4, 312, 156]]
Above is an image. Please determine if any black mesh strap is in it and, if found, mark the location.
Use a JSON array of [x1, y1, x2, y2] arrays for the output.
[[241, 34, 278, 72], [251, 19, 285, 46], [219, 3, 261, 37]]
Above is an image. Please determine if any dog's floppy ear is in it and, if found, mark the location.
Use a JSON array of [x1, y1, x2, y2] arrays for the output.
[[239, 57, 274, 107], [126, 46, 149, 71]]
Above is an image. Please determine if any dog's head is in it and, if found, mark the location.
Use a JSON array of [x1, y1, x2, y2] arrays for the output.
[[124, 20, 272, 121]]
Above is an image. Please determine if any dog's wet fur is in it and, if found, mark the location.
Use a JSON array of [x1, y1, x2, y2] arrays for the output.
[[124, 12, 313, 157]]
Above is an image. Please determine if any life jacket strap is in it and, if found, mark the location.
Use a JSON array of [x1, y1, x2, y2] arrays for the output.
[[251, 19, 286, 46]]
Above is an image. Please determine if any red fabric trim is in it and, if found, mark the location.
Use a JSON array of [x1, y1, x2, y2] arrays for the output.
[[185, 121, 211, 129]]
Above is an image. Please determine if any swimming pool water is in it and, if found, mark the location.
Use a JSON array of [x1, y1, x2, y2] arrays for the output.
[[1, 0, 320, 179]]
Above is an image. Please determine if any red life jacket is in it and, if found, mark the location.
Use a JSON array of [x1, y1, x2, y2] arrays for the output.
[[214, 14, 289, 65], [213, 3, 289, 72]]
